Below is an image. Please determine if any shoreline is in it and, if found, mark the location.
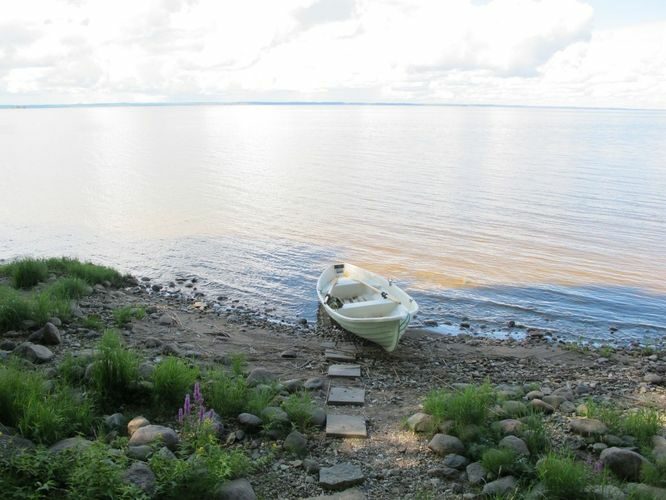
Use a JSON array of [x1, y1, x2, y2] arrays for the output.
[[2, 268, 665, 498]]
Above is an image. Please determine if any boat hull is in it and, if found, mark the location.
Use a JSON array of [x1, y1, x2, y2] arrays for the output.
[[317, 263, 418, 352]]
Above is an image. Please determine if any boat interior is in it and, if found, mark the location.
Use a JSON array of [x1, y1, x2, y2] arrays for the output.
[[328, 277, 401, 318]]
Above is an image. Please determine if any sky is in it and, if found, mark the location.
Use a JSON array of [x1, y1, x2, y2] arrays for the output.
[[1, 0, 665, 109]]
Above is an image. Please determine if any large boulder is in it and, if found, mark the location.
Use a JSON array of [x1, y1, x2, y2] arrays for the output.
[[600, 447, 649, 481], [48, 437, 93, 454], [13, 342, 54, 363], [127, 416, 150, 437], [0, 433, 35, 460], [28, 322, 61, 345], [466, 462, 488, 485], [499, 435, 530, 456], [283, 430, 308, 458], [128, 425, 179, 451], [123, 462, 156, 495], [428, 434, 465, 456]]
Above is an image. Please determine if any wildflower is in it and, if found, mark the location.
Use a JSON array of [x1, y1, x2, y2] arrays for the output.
[[184, 393, 191, 415], [178, 408, 184, 424], [194, 382, 203, 405]]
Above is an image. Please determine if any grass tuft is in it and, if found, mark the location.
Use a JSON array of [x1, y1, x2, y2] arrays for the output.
[[423, 382, 496, 428], [113, 305, 145, 327], [152, 357, 199, 409], [89, 330, 140, 407], [537, 453, 589, 499], [481, 447, 519, 478], [207, 369, 250, 418], [282, 392, 316, 431]]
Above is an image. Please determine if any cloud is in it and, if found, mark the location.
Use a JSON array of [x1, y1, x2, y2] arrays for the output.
[[0, 0, 664, 108]]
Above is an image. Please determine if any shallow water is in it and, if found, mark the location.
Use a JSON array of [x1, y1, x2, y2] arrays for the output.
[[1, 104, 665, 344]]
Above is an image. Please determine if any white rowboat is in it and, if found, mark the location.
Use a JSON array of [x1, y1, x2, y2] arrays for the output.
[[317, 263, 418, 352]]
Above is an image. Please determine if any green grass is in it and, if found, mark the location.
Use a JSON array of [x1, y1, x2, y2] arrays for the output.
[[229, 352, 247, 376], [89, 330, 140, 407], [207, 369, 250, 418], [0, 285, 33, 331], [3, 258, 49, 288], [423, 382, 496, 428], [46, 277, 90, 300], [579, 398, 622, 432], [152, 357, 199, 409], [282, 392, 315, 431], [82, 314, 104, 331], [113, 305, 146, 327], [480, 447, 520, 478], [58, 353, 88, 386], [640, 457, 666, 488], [520, 413, 551, 456], [536, 453, 589, 499], [620, 408, 662, 450], [0, 360, 94, 444], [246, 385, 278, 417]]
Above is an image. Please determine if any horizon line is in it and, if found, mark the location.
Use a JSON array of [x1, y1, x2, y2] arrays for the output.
[[0, 100, 664, 113]]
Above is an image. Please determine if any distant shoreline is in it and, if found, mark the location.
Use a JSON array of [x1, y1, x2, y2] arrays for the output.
[[1, 101, 665, 113]]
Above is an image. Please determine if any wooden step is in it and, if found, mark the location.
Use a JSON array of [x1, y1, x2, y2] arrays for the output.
[[327, 386, 365, 406], [325, 414, 367, 438]]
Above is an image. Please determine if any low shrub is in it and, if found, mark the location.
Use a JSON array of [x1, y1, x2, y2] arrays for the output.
[[89, 330, 140, 407], [282, 392, 315, 431], [537, 453, 589, 499], [113, 305, 145, 327], [246, 385, 278, 417], [207, 369, 249, 418], [152, 357, 199, 409]]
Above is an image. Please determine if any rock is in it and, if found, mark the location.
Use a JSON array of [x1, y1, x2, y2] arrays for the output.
[[303, 377, 324, 390], [238, 413, 263, 431], [138, 362, 155, 379], [143, 337, 162, 349], [529, 399, 554, 414], [570, 418, 608, 436], [309, 407, 327, 427], [428, 434, 465, 456], [127, 445, 153, 461], [127, 416, 150, 437], [499, 435, 530, 456], [154, 446, 177, 461], [406, 412, 434, 432], [466, 462, 487, 485], [302, 488, 365, 500], [624, 483, 666, 500], [600, 447, 649, 481], [0, 433, 35, 460], [280, 350, 297, 358], [28, 322, 61, 345], [123, 462, 156, 495], [502, 401, 528, 417], [0, 339, 16, 351], [283, 431, 308, 457], [246, 368, 277, 387], [585, 484, 627, 500], [283, 379, 304, 393], [129, 425, 179, 451], [260, 407, 290, 426], [559, 401, 576, 414], [525, 390, 543, 400], [653, 436, 666, 461], [319, 463, 365, 491], [427, 466, 461, 479], [215, 478, 257, 500], [104, 413, 126, 433], [496, 419, 523, 434], [575, 383, 592, 395], [644, 373, 664, 385], [443, 454, 469, 469], [551, 387, 574, 401], [13, 342, 54, 363], [49, 437, 93, 454], [482, 476, 517, 496], [542, 395, 565, 409], [157, 314, 174, 325], [591, 442, 608, 454]]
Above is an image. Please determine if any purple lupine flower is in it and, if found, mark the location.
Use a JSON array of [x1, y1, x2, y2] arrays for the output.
[[184, 394, 191, 416], [594, 460, 603, 473], [178, 408, 184, 424], [198, 406, 206, 422], [194, 382, 203, 405]]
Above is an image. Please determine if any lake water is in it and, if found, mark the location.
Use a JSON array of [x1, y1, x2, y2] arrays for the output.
[[1, 104, 665, 345]]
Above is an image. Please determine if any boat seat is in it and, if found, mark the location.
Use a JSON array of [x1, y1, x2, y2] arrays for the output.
[[339, 298, 397, 318], [330, 278, 367, 299]]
